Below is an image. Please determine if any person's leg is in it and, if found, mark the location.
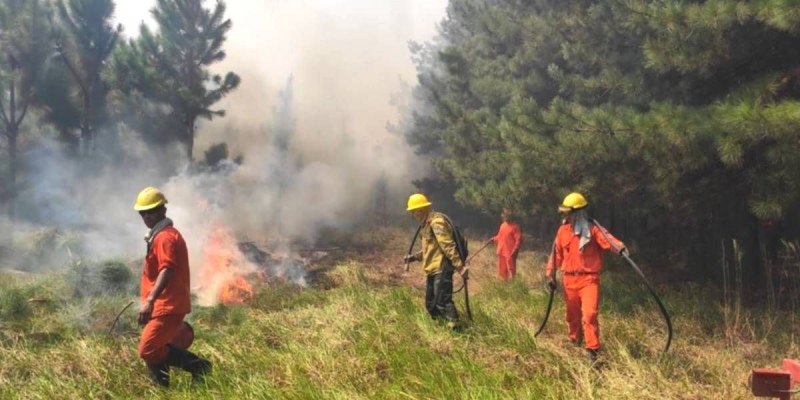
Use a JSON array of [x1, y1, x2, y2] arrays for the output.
[[562, 276, 582, 343], [138, 314, 185, 386], [425, 273, 440, 319], [498, 256, 509, 280], [163, 345, 212, 382], [434, 262, 459, 324], [508, 255, 517, 279], [581, 276, 601, 352]]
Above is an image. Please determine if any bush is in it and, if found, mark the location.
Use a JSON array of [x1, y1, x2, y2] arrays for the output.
[[0, 287, 32, 321], [100, 261, 133, 293], [68, 259, 136, 298]]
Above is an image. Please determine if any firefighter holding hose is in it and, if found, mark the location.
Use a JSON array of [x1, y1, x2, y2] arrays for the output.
[[487, 208, 522, 280], [545, 192, 627, 362], [403, 193, 466, 329]]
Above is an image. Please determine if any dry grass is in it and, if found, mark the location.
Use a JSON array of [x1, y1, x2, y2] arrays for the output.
[[0, 227, 793, 399]]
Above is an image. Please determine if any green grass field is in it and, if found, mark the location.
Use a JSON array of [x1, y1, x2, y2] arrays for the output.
[[0, 230, 793, 399]]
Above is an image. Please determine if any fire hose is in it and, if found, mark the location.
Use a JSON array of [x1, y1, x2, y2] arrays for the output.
[[404, 225, 423, 272], [453, 240, 492, 294], [591, 218, 673, 355], [108, 301, 135, 336], [533, 240, 557, 337], [404, 225, 475, 321]]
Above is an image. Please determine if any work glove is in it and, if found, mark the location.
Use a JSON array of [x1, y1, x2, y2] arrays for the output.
[[403, 254, 418, 264], [546, 275, 557, 291], [619, 247, 630, 257], [458, 265, 469, 278]]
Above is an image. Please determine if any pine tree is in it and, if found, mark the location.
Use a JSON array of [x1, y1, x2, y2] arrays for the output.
[[0, 0, 53, 220], [112, 0, 240, 161], [403, 0, 800, 286], [52, 0, 121, 155], [269, 75, 295, 235]]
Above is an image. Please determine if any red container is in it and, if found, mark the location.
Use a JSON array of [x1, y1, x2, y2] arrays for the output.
[[751, 369, 791, 400], [169, 321, 194, 350]]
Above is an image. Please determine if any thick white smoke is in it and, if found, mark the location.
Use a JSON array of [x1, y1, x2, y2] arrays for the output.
[[2, 1, 447, 304]]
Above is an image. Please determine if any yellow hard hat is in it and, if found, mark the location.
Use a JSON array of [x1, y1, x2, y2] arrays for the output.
[[134, 187, 168, 211], [406, 193, 432, 211], [559, 192, 587, 212]]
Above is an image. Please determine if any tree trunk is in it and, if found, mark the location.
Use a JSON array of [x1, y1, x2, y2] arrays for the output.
[[80, 89, 92, 155], [186, 119, 195, 161], [8, 130, 16, 215], [8, 78, 17, 221]]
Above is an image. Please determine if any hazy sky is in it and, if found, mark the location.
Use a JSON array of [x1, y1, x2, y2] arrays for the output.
[[113, 0, 447, 160]]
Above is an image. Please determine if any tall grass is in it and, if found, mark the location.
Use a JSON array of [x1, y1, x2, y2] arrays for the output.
[[0, 239, 795, 399]]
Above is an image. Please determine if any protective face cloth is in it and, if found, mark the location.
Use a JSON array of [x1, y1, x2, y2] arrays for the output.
[[145, 217, 174, 251], [572, 209, 591, 252]]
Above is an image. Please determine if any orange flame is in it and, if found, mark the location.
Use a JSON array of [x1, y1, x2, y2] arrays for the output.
[[199, 222, 254, 304]]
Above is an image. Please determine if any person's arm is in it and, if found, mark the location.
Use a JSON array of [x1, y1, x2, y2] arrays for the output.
[[138, 235, 178, 325], [138, 268, 173, 325], [511, 224, 522, 256], [592, 224, 626, 254], [545, 232, 563, 278], [404, 250, 423, 263]]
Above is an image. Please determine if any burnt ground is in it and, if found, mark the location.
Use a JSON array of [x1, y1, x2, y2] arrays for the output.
[[241, 227, 551, 297]]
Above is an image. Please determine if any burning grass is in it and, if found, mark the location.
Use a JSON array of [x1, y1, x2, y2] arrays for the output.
[[0, 228, 796, 398]]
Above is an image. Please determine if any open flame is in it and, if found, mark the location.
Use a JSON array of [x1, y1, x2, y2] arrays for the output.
[[198, 222, 256, 305]]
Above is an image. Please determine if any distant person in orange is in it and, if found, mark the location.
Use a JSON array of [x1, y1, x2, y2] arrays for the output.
[[135, 187, 211, 387], [488, 208, 522, 280], [545, 192, 627, 362]]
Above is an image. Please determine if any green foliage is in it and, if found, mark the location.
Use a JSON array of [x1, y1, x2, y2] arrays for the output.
[[0, 286, 32, 321], [68, 259, 136, 298], [99, 260, 133, 292], [109, 0, 240, 160], [403, 0, 800, 285], [48, 0, 121, 153], [0, 0, 56, 209]]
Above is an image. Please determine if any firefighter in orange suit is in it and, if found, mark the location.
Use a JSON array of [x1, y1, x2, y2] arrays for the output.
[[545, 192, 627, 361], [135, 187, 211, 386], [488, 208, 522, 280]]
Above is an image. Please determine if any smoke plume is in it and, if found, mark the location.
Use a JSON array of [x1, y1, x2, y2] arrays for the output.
[[2, 1, 446, 304]]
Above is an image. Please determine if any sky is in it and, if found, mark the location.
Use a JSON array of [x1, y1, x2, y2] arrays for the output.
[[113, 0, 447, 164]]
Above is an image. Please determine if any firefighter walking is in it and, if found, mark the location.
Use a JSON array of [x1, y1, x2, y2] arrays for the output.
[[134, 187, 212, 386], [545, 192, 627, 361], [403, 194, 465, 328], [488, 208, 522, 280]]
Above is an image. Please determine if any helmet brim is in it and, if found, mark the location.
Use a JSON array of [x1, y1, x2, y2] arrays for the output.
[[134, 200, 167, 211], [407, 202, 432, 211]]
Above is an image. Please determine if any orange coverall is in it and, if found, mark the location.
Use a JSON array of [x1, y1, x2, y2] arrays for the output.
[[139, 226, 192, 365], [546, 223, 624, 351], [490, 221, 522, 280]]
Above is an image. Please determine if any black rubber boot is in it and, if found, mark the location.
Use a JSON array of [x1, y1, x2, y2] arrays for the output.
[[146, 363, 170, 387], [164, 345, 212, 382], [587, 349, 599, 363]]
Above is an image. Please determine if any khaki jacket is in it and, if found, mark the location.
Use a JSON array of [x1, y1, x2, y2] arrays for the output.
[[413, 210, 464, 275]]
